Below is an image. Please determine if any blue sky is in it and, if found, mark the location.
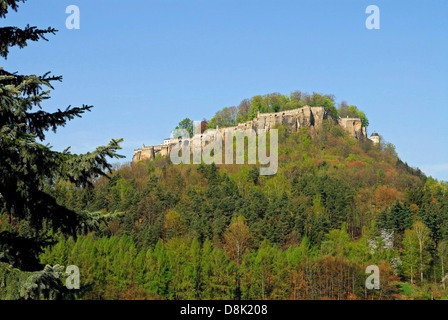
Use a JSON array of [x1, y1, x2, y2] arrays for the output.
[[2, 0, 448, 180]]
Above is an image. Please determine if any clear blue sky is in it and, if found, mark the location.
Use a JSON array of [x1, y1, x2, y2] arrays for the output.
[[3, 0, 448, 180]]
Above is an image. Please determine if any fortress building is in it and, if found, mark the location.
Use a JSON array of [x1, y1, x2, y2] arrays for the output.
[[133, 105, 371, 162], [369, 131, 380, 145]]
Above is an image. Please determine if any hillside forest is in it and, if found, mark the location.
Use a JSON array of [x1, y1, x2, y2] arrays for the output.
[[1, 0, 448, 301]]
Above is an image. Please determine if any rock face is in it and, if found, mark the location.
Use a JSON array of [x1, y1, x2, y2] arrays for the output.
[[368, 229, 395, 253], [232, 106, 329, 134], [338, 117, 367, 141], [132, 105, 367, 162], [133, 145, 170, 162]]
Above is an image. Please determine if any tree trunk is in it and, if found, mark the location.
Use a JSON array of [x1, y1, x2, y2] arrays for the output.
[[420, 245, 424, 283], [442, 257, 445, 288]]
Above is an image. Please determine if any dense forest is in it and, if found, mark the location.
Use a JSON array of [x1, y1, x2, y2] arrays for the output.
[[5, 115, 448, 300], [1, 0, 448, 301]]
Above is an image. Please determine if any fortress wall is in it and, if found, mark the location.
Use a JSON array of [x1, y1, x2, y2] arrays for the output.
[[338, 118, 366, 140], [132, 146, 155, 162], [133, 105, 367, 162]]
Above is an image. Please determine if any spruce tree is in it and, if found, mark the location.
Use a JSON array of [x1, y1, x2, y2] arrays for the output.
[[0, 0, 123, 271]]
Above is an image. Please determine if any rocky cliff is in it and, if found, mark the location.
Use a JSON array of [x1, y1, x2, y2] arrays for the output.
[[133, 105, 367, 162]]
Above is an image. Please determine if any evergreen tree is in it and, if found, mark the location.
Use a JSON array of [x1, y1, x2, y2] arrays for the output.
[[389, 201, 413, 236], [376, 208, 391, 231], [0, 0, 123, 271], [148, 240, 171, 298]]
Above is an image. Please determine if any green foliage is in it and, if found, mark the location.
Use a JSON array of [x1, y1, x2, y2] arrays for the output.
[[25, 105, 439, 299], [322, 98, 338, 118], [38, 234, 401, 300], [376, 201, 413, 236], [207, 106, 237, 129], [175, 118, 194, 137], [0, 262, 69, 300], [1, 4, 442, 299], [338, 103, 369, 127], [0, 0, 123, 302], [402, 229, 419, 283], [33, 136, 448, 300], [209, 91, 368, 128]]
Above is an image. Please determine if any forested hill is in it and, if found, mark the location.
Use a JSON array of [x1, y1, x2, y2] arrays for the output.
[[33, 113, 448, 300], [2, 0, 445, 302]]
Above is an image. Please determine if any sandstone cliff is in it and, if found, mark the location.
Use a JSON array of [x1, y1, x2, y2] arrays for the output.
[[133, 105, 367, 162]]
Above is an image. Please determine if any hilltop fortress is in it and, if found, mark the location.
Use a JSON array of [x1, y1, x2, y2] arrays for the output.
[[133, 105, 374, 162]]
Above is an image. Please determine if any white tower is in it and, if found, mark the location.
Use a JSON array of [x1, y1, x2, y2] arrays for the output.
[[369, 131, 380, 145]]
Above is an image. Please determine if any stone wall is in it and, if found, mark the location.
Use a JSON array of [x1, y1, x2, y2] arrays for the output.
[[132, 145, 170, 162], [132, 105, 367, 162], [338, 117, 367, 140]]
